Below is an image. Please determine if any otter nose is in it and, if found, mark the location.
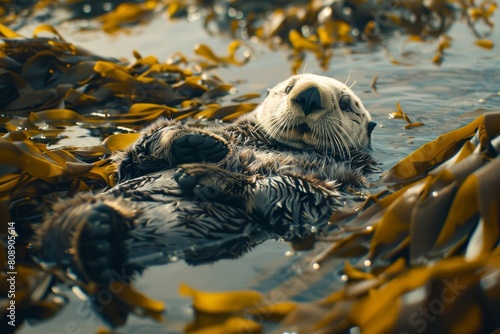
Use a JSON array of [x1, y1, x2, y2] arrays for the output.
[[295, 86, 322, 116]]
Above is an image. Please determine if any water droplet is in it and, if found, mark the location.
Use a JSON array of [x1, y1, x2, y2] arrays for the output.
[[285, 250, 295, 257], [364, 259, 372, 267], [310, 225, 318, 233], [312, 263, 320, 270], [83, 4, 92, 13], [341, 274, 348, 282], [227, 7, 237, 18], [102, 2, 112, 11], [365, 226, 373, 231], [169, 255, 179, 262], [478, 98, 486, 104], [432, 191, 438, 197], [343, 7, 353, 16], [188, 12, 201, 21]]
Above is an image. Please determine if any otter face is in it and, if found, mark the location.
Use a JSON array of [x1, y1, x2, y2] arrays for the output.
[[255, 74, 375, 157]]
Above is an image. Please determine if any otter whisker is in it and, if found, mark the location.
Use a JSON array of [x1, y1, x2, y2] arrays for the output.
[[328, 127, 343, 157], [344, 69, 352, 86], [338, 120, 357, 148], [315, 125, 326, 151], [268, 114, 285, 140], [335, 125, 352, 159], [333, 133, 346, 158]]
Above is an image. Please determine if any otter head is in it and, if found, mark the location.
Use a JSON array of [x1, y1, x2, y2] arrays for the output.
[[256, 74, 376, 157]]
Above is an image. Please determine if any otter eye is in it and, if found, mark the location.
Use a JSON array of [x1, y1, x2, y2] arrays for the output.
[[285, 85, 293, 94], [339, 95, 351, 111]]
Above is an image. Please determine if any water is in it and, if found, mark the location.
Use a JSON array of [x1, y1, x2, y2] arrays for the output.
[[14, 5, 500, 334]]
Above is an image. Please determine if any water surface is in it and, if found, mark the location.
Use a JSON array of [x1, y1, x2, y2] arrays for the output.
[[15, 6, 500, 333]]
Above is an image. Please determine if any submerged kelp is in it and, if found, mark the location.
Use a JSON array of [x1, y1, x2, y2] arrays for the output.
[[177, 112, 500, 334], [1, 0, 496, 71]]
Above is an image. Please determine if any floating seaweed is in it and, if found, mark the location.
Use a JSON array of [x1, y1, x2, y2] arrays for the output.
[[389, 102, 425, 129], [1, 0, 497, 70], [0, 23, 259, 332], [177, 112, 500, 333], [0, 1, 499, 333]]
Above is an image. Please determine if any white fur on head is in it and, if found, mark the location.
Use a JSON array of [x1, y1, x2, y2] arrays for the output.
[[255, 74, 372, 157]]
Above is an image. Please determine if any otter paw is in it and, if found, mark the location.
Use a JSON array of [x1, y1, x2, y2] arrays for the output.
[[174, 164, 256, 203], [172, 134, 229, 164], [74, 203, 128, 284], [173, 164, 222, 190]]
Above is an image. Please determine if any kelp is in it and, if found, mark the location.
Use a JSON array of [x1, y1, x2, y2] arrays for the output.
[[0, 23, 258, 220], [0, 23, 260, 332], [0, 2, 499, 333], [0, 24, 258, 117], [1, 1, 497, 71], [178, 112, 500, 333], [389, 102, 425, 129]]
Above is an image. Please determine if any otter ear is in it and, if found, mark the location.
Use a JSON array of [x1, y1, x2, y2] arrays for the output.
[[367, 121, 377, 136]]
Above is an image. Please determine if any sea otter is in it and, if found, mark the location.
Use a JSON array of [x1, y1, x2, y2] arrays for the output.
[[36, 74, 379, 284]]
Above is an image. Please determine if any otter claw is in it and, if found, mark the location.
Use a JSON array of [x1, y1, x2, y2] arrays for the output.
[[174, 169, 199, 189]]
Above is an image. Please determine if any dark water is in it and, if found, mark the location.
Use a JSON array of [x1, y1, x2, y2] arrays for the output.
[[16, 7, 500, 334]]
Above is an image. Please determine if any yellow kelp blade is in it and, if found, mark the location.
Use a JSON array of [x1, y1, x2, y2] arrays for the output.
[[99, 1, 158, 34], [265, 112, 500, 333], [179, 283, 262, 314], [186, 316, 261, 334], [101, 133, 141, 151], [193, 41, 251, 66], [382, 112, 500, 184], [111, 281, 165, 313]]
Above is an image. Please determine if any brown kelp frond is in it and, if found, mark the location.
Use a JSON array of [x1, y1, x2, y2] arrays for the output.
[[179, 112, 500, 333], [1, 1, 496, 70], [0, 23, 258, 330]]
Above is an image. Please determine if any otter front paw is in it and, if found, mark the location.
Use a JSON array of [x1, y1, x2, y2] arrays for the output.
[[172, 134, 229, 164], [118, 128, 229, 182], [37, 196, 138, 285], [174, 164, 257, 203], [74, 203, 128, 284]]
